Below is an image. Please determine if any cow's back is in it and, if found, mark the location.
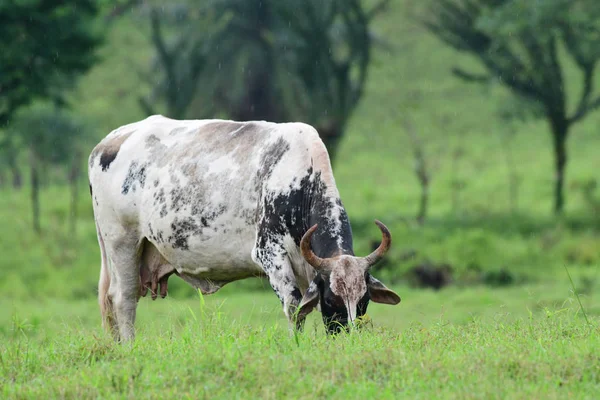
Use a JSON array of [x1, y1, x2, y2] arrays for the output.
[[88, 115, 321, 275]]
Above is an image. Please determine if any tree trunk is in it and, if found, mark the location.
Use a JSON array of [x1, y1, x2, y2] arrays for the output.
[[508, 173, 520, 214], [235, 61, 276, 122], [234, 4, 278, 123], [8, 154, 23, 189], [551, 118, 569, 214], [12, 166, 23, 188], [31, 161, 41, 233], [449, 148, 464, 215], [315, 122, 343, 163], [501, 133, 520, 213], [417, 180, 429, 225], [68, 152, 81, 236]]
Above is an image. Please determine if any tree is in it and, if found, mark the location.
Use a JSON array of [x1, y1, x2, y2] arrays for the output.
[[495, 91, 542, 213], [0, 1, 103, 128], [401, 118, 444, 224], [422, 0, 600, 213], [138, 5, 211, 120], [0, 133, 23, 188], [275, 0, 375, 158], [10, 106, 91, 234], [140, 0, 390, 160]]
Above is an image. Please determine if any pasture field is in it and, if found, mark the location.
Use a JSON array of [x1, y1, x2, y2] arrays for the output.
[[1, 283, 599, 399], [0, 284, 600, 399], [1, 1, 600, 399]]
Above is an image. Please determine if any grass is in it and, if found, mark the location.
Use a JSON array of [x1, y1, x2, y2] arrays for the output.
[[1, 0, 600, 398], [1, 285, 599, 399]]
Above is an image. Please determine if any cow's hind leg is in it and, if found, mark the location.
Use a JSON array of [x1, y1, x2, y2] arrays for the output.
[[105, 236, 142, 342], [96, 224, 118, 337], [253, 240, 304, 331]]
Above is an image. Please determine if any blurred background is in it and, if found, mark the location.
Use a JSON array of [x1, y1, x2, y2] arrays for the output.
[[1, 0, 599, 316]]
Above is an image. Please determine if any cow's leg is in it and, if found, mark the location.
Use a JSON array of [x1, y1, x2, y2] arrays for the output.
[[96, 224, 118, 337], [106, 236, 142, 342], [252, 240, 304, 331]]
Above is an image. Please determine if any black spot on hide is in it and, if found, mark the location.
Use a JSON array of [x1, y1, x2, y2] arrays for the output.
[[166, 204, 227, 250], [258, 167, 353, 259], [153, 188, 166, 205], [100, 151, 118, 171], [121, 161, 148, 195], [291, 287, 302, 302], [160, 206, 168, 218], [168, 217, 201, 250], [257, 137, 290, 184]]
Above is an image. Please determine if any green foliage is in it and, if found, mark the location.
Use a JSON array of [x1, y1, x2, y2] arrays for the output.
[[5, 106, 93, 232], [274, 0, 373, 142], [0, 0, 104, 126], [11, 105, 91, 166], [423, 0, 600, 212], [141, 0, 386, 158]]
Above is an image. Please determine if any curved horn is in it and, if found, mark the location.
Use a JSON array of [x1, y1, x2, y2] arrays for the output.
[[363, 220, 392, 269], [300, 224, 332, 272]]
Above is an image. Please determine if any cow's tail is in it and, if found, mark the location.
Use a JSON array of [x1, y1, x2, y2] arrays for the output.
[[96, 221, 116, 335]]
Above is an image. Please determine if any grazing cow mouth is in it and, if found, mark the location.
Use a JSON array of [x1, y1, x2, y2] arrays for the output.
[[320, 287, 371, 334], [325, 318, 348, 334], [297, 220, 393, 332]]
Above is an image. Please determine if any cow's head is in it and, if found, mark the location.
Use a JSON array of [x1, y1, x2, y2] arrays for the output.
[[297, 220, 401, 333]]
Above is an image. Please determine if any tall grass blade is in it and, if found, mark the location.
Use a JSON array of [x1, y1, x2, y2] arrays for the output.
[[564, 265, 591, 328]]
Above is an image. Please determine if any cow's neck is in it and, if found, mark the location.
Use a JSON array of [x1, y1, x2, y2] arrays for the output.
[[306, 176, 354, 259]]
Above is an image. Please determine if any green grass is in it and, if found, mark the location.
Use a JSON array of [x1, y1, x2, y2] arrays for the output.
[[1, 285, 599, 399], [1, 0, 600, 398]]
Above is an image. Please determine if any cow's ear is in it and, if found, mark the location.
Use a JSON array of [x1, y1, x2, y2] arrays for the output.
[[367, 276, 401, 305], [297, 276, 321, 319]]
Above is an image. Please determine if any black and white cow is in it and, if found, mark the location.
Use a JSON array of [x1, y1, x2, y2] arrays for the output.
[[88, 115, 400, 341]]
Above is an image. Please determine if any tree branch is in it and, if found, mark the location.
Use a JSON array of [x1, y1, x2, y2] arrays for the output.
[[546, 35, 566, 114], [0, 110, 10, 128], [423, 0, 542, 101], [150, 8, 177, 109], [568, 63, 596, 124], [138, 96, 157, 117], [422, 0, 488, 53], [451, 67, 490, 83], [480, 56, 542, 100], [343, 0, 370, 113], [570, 95, 600, 124], [366, 0, 391, 20], [104, 0, 142, 23]]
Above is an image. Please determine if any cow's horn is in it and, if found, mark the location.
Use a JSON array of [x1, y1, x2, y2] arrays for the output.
[[363, 220, 392, 269], [300, 224, 332, 272]]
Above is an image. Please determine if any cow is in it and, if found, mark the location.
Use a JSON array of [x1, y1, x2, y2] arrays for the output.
[[88, 115, 400, 341]]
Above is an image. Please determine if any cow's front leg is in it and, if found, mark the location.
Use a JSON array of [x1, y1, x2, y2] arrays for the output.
[[252, 242, 304, 331]]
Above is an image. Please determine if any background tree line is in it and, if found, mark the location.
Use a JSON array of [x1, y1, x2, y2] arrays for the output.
[[1, 0, 599, 235]]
